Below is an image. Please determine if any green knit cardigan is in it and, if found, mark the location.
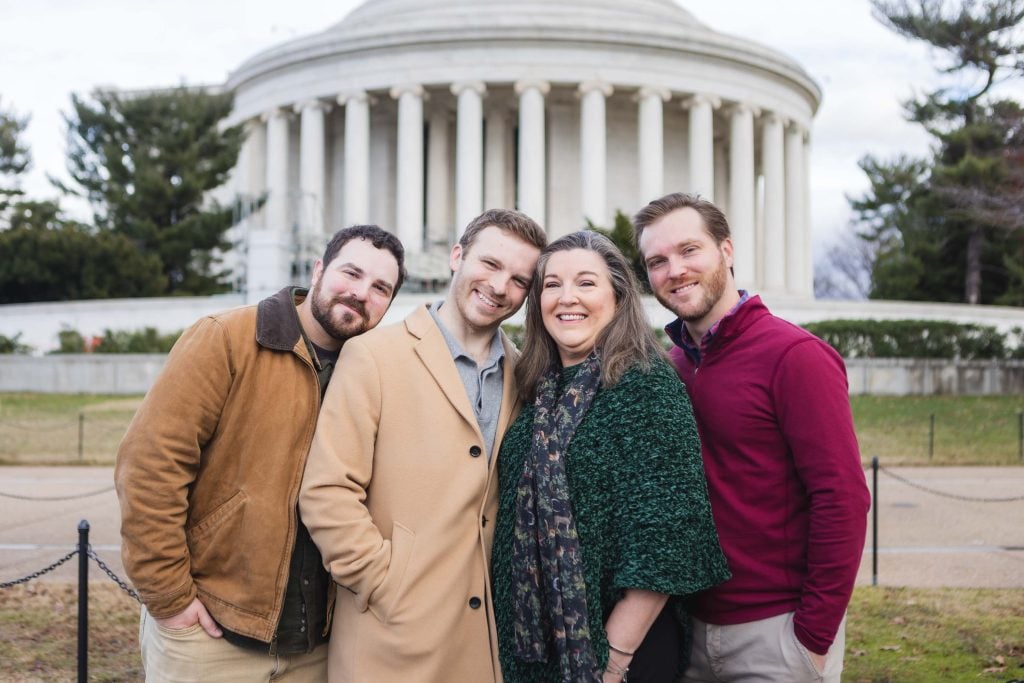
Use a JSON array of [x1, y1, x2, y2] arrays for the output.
[[491, 357, 730, 682]]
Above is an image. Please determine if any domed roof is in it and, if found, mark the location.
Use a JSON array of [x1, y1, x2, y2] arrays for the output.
[[326, 0, 708, 42]]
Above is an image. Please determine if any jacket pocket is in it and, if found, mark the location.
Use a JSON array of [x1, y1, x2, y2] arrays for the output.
[[185, 490, 248, 566], [367, 522, 416, 624]]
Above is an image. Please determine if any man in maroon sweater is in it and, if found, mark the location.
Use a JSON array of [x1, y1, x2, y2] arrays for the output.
[[634, 193, 870, 682]]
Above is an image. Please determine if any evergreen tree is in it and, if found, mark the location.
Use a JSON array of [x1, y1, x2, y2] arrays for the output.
[[853, 0, 1024, 304], [0, 200, 165, 303], [59, 86, 244, 295], [587, 210, 650, 293], [0, 98, 31, 214]]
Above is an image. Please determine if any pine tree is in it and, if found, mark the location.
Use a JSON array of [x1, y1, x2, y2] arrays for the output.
[[0, 98, 31, 214], [855, 0, 1024, 304], [59, 86, 244, 295]]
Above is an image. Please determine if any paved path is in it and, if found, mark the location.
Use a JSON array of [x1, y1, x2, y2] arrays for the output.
[[1, 465, 1022, 589]]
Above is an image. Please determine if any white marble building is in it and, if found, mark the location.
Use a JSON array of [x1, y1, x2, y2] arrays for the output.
[[223, 0, 820, 302]]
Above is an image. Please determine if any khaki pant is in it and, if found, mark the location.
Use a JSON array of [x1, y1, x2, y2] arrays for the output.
[[682, 611, 846, 683], [139, 607, 327, 683]]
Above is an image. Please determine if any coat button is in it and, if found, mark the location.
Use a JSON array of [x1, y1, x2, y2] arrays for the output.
[[469, 596, 482, 609], [469, 445, 482, 458]]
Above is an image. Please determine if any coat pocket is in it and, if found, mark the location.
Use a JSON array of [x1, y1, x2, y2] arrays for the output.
[[367, 522, 416, 624], [185, 490, 248, 569]]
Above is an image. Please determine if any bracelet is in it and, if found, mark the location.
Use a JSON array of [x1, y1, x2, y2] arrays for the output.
[[608, 642, 636, 657], [604, 659, 629, 681]]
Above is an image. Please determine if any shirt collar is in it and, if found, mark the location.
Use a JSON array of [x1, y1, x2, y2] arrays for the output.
[[666, 290, 750, 364], [428, 301, 505, 368]]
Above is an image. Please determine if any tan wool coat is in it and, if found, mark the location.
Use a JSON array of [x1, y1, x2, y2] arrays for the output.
[[299, 304, 518, 682]]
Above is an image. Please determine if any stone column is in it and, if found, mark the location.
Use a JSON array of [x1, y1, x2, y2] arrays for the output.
[[248, 107, 293, 303], [515, 80, 550, 224], [686, 94, 719, 201], [578, 81, 613, 226], [237, 118, 266, 222], [728, 103, 758, 288], [785, 122, 806, 295], [426, 107, 452, 247], [637, 87, 670, 203], [297, 99, 329, 237], [485, 104, 510, 209], [452, 81, 486, 236], [264, 107, 291, 234], [761, 112, 786, 292], [339, 91, 370, 227], [803, 132, 814, 296], [391, 84, 425, 253]]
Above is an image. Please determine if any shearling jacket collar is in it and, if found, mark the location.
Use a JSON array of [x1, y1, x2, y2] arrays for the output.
[[256, 287, 308, 352]]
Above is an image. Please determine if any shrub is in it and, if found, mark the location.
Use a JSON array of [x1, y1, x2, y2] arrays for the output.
[[0, 333, 32, 354], [803, 319, 1011, 359], [50, 327, 182, 353]]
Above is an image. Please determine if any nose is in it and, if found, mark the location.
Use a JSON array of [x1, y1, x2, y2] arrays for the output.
[[490, 272, 509, 297], [667, 254, 688, 280], [558, 286, 577, 305], [348, 279, 371, 300]]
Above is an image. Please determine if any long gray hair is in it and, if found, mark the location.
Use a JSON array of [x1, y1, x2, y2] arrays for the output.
[[514, 230, 666, 400]]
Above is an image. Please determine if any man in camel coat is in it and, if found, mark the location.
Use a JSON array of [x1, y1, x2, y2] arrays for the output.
[[299, 209, 547, 682]]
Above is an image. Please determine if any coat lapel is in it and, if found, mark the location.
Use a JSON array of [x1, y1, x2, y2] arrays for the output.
[[407, 305, 483, 439]]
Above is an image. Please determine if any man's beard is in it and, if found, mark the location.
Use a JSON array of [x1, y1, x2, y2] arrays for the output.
[[670, 252, 729, 322], [310, 281, 370, 343]]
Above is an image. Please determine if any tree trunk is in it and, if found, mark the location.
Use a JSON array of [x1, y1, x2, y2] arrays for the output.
[[964, 226, 983, 304]]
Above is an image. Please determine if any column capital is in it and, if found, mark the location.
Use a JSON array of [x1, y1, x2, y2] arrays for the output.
[[577, 80, 614, 98], [260, 107, 293, 123], [761, 110, 785, 127], [635, 86, 671, 103], [683, 93, 721, 110], [514, 80, 551, 96], [451, 81, 487, 97], [337, 90, 375, 107], [390, 83, 426, 100], [725, 101, 761, 118], [786, 119, 807, 137], [293, 99, 331, 115]]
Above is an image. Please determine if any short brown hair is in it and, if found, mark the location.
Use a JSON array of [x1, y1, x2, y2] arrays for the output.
[[459, 208, 547, 253], [322, 225, 406, 297], [515, 230, 666, 400], [632, 192, 731, 252]]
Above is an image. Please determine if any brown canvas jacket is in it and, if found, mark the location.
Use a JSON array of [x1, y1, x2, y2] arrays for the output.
[[115, 287, 320, 641]]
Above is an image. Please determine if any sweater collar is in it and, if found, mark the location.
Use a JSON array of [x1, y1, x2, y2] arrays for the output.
[[665, 292, 765, 359]]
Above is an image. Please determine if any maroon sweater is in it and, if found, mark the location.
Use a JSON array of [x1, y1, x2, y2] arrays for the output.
[[666, 296, 869, 655]]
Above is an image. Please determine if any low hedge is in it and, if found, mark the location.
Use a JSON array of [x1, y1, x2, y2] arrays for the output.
[[802, 320, 1024, 360]]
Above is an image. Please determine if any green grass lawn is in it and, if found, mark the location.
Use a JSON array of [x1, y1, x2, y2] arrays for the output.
[[0, 584, 1019, 681], [851, 395, 1024, 465], [1, 393, 1022, 465], [0, 393, 141, 465]]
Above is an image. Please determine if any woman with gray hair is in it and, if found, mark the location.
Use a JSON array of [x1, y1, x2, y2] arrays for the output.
[[491, 230, 729, 682]]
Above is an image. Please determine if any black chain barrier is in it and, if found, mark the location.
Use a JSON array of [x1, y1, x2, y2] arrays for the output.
[[878, 465, 1024, 503], [0, 549, 79, 589], [0, 484, 116, 501], [0, 545, 140, 603], [86, 547, 140, 602]]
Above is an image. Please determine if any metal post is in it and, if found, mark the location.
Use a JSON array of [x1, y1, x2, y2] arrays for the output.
[[871, 456, 878, 587], [78, 520, 89, 683], [1018, 412, 1023, 463], [928, 413, 935, 461], [78, 413, 85, 461]]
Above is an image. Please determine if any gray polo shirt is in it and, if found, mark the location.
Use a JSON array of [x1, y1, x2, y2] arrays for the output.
[[428, 302, 505, 460]]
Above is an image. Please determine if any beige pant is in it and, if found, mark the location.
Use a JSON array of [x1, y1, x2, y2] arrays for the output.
[[139, 607, 327, 682], [682, 611, 846, 683]]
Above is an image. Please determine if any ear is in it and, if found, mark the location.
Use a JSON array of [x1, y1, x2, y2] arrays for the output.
[[449, 243, 464, 272], [720, 238, 734, 269], [310, 259, 325, 288]]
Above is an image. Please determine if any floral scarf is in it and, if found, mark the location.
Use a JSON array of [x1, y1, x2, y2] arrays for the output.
[[511, 353, 602, 682]]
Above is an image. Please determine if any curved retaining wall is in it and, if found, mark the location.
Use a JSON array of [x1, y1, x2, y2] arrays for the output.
[[1, 355, 1022, 396]]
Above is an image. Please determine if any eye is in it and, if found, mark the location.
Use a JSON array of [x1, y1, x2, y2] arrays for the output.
[[373, 282, 391, 295], [543, 280, 560, 289], [646, 257, 665, 269]]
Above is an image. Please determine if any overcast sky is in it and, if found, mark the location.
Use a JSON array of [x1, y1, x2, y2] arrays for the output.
[[3, 0, 1014, 255]]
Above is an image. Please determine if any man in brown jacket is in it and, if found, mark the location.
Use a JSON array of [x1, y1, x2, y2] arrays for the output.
[[115, 225, 405, 682], [299, 209, 546, 682]]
